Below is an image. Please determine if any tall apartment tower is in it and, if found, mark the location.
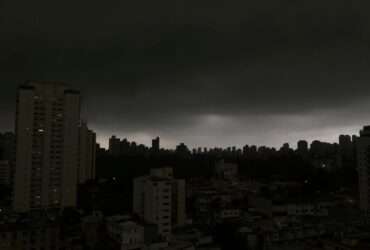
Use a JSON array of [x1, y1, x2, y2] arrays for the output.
[[13, 81, 80, 212], [357, 126, 370, 213], [133, 167, 186, 239], [78, 121, 96, 184]]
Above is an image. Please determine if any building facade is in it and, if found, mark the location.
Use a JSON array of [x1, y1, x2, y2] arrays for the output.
[[357, 126, 370, 213], [13, 81, 80, 212], [133, 168, 186, 239]]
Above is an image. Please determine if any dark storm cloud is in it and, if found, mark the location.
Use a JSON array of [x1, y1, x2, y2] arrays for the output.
[[1, 0, 370, 147]]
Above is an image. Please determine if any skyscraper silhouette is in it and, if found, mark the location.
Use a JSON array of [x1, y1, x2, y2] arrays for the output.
[[78, 121, 96, 184], [152, 136, 160, 152], [357, 126, 370, 214]]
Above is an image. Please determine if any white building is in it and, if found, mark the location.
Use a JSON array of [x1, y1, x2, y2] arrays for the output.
[[13, 81, 80, 212], [357, 126, 370, 213], [273, 202, 329, 217], [133, 168, 186, 239], [144, 176, 172, 238]]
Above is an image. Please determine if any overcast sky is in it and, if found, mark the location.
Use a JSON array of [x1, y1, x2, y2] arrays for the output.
[[1, 0, 370, 148]]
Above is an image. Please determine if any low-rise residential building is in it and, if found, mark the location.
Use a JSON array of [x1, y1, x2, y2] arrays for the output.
[[133, 168, 186, 239], [106, 215, 146, 250]]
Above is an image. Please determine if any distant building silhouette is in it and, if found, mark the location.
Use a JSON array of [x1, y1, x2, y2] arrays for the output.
[[175, 143, 190, 156], [297, 140, 308, 155], [108, 135, 150, 156], [280, 143, 291, 154], [152, 137, 160, 152], [339, 134, 351, 147], [357, 126, 370, 213], [250, 145, 257, 154], [13, 81, 80, 212], [338, 134, 355, 168], [78, 121, 96, 184], [109, 135, 121, 156]]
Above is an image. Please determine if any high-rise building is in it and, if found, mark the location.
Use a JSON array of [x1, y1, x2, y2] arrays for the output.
[[133, 167, 186, 239], [109, 135, 121, 156], [121, 138, 130, 154], [152, 137, 160, 152], [338, 134, 355, 168], [357, 126, 370, 213], [13, 81, 80, 212], [78, 121, 96, 184], [297, 140, 308, 155]]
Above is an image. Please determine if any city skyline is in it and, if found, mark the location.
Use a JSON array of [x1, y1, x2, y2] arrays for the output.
[[0, 91, 366, 150], [2, 1, 370, 149], [0, 85, 365, 151], [95, 124, 363, 150], [0, 117, 364, 151]]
